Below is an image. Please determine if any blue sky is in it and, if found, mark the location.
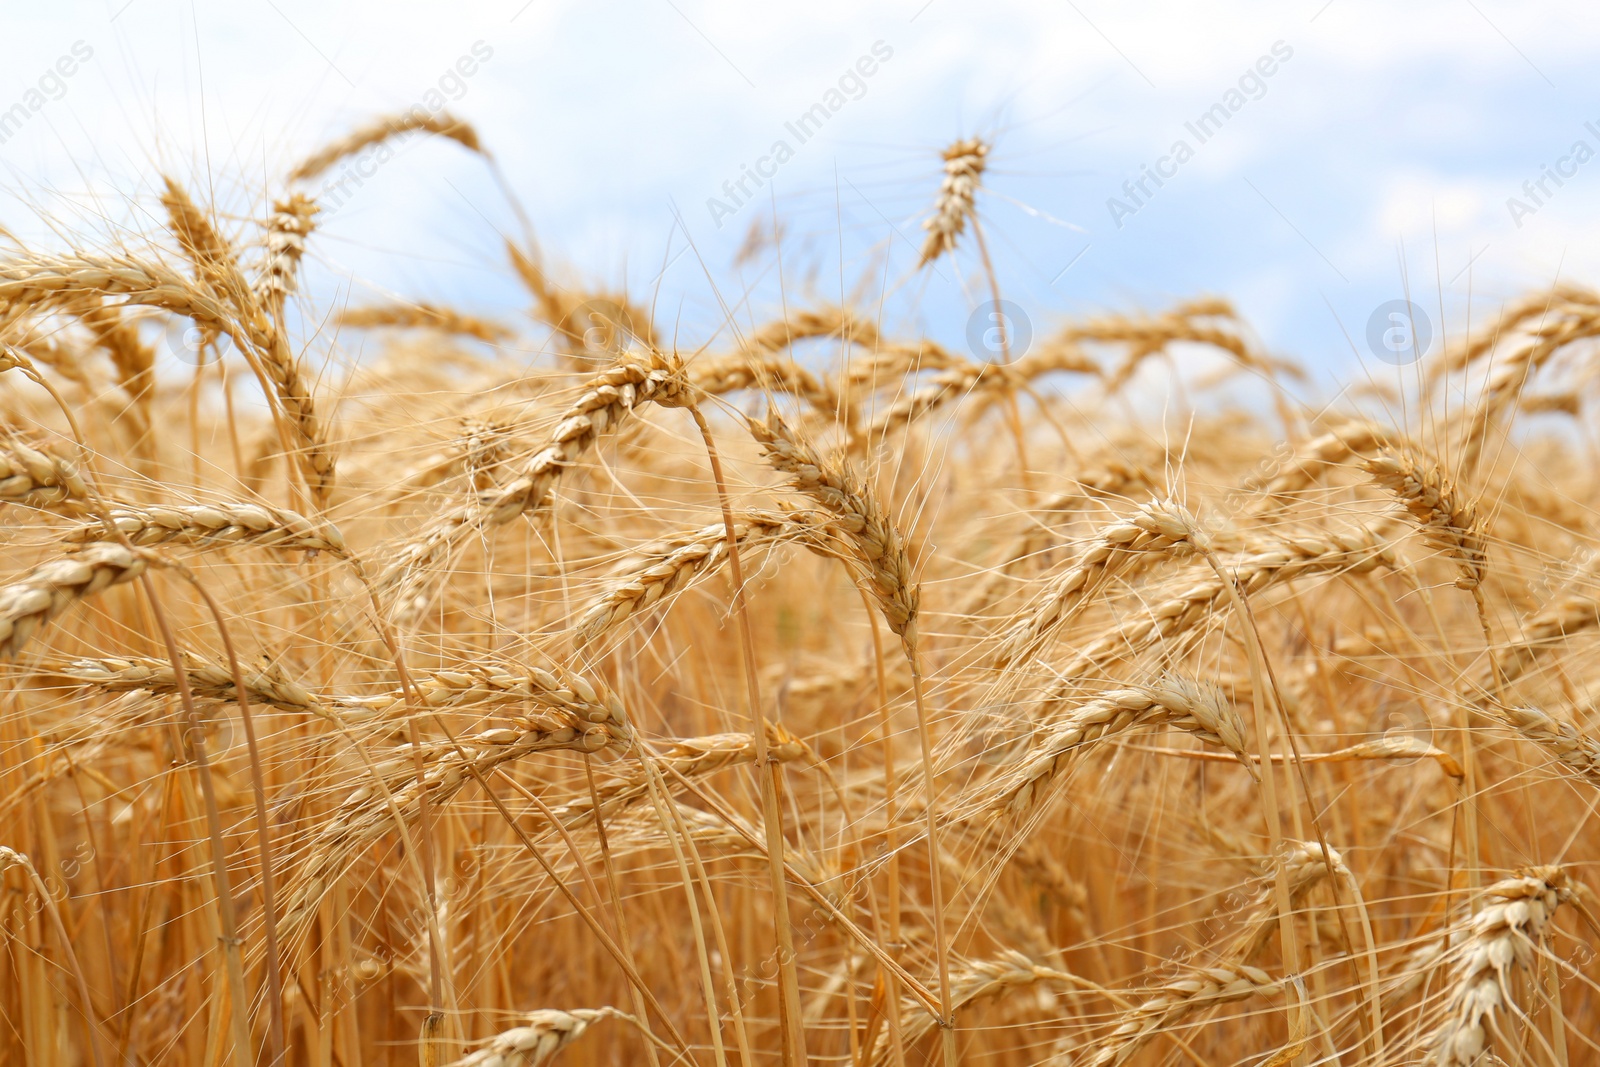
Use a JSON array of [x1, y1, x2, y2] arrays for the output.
[[3, 0, 1598, 394]]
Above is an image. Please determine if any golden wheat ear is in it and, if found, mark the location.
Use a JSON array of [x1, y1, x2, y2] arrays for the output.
[[338, 302, 511, 343], [448, 1008, 623, 1067], [919, 138, 988, 267], [290, 110, 484, 183], [257, 192, 318, 308], [1362, 448, 1487, 592]]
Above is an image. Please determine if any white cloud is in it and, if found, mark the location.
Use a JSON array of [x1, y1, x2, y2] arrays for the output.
[[1, 0, 1598, 370]]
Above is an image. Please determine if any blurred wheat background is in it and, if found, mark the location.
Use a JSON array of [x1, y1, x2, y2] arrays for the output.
[[3, 4, 1600, 1067]]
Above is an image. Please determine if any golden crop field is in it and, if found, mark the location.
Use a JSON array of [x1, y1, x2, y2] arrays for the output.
[[1, 112, 1598, 1067]]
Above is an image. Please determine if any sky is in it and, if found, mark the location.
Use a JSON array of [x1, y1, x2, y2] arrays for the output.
[[2, 0, 1599, 395]]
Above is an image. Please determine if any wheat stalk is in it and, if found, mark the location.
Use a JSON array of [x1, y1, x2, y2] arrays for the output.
[[865, 342, 1099, 440], [0, 435, 88, 509], [992, 677, 1252, 815], [1429, 285, 1600, 381], [1491, 558, 1600, 687], [291, 110, 483, 182], [920, 139, 988, 266], [63, 502, 347, 554], [257, 193, 318, 308], [45, 653, 327, 712], [0, 246, 334, 504], [160, 176, 245, 296], [692, 354, 847, 427], [869, 951, 1077, 1067], [1247, 418, 1398, 503], [738, 305, 880, 358], [449, 1009, 622, 1067], [1069, 964, 1282, 1067], [1363, 449, 1487, 591], [749, 413, 917, 639], [549, 727, 812, 832], [338, 303, 511, 343], [992, 500, 1203, 671], [1036, 524, 1401, 697], [0, 544, 146, 658], [572, 509, 834, 648], [1080, 299, 1292, 392], [1225, 840, 1347, 963], [1493, 704, 1600, 785], [1428, 867, 1571, 1065], [383, 349, 693, 611], [279, 714, 628, 936]]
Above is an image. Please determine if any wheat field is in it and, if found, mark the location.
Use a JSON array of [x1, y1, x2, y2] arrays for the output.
[[1, 113, 1598, 1067]]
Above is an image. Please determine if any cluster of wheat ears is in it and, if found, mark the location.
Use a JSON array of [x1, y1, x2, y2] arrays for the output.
[[0, 109, 1598, 1067]]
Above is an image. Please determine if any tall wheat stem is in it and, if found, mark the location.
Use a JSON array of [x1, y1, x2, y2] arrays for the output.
[[690, 402, 809, 1067]]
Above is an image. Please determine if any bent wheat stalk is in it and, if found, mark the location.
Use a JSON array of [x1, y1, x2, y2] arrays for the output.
[[382, 349, 693, 613], [864, 343, 1099, 441], [1035, 524, 1401, 706], [0, 544, 146, 659], [1493, 704, 1600, 786], [572, 509, 835, 649], [291, 110, 484, 183], [748, 412, 956, 1058], [869, 951, 1086, 1067], [278, 715, 628, 937], [1062, 964, 1282, 1067], [1363, 449, 1487, 593], [0, 435, 89, 510], [338, 303, 511, 343], [991, 499, 1202, 671], [991, 677, 1253, 816]]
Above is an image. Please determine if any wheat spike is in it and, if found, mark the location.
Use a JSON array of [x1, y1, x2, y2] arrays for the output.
[[992, 499, 1203, 671], [1494, 704, 1600, 785], [338, 302, 510, 343], [63, 502, 346, 554], [291, 110, 483, 182], [1070, 963, 1282, 1067], [1429, 867, 1571, 1065], [995, 677, 1252, 815], [920, 138, 988, 266], [572, 509, 833, 648], [257, 193, 318, 307], [750, 413, 918, 640], [0, 544, 146, 659], [0, 435, 89, 510], [449, 1009, 619, 1067], [382, 349, 693, 612], [1363, 449, 1487, 590]]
